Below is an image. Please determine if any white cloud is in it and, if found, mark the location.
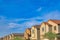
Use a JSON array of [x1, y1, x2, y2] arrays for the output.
[[13, 16, 43, 22], [42, 10, 60, 21], [8, 23, 21, 28], [36, 7, 42, 11], [21, 20, 41, 28], [14, 18, 29, 22]]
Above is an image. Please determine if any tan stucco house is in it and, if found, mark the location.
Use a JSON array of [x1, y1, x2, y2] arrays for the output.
[[40, 20, 60, 40], [24, 28, 31, 40], [40, 22, 52, 40], [3, 33, 24, 40], [47, 20, 60, 40], [3, 36, 9, 40], [9, 33, 24, 40], [31, 25, 40, 40]]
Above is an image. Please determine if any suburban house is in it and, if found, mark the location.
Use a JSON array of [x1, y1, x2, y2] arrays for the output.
[[3, 36, 8, 40], [3, 33, 24, 40], [24, 28, 31, 40], [40, 20, 60, 40], [47, 20, 60, 40], [9, 33, 24, 40], [40, 22, 52, 40], [31, 25, 40, 40]]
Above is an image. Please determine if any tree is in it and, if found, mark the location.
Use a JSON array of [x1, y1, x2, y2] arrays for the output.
[[13, 37, 23, 40], [44, 32, 57, 40]]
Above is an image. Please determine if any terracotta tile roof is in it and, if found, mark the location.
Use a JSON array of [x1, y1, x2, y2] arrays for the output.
[[50, 20, 60, 24], [44, 22, 52, 26], [34, 25, 40, 28]]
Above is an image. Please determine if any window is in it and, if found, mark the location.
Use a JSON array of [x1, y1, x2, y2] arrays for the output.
[[37, 28, 40, 30], [49, 26, 52, 32], [32, 30, 35, 38], [42, 27, 44, 32], [58, 24, 60, 33], [54, 26, 56, 30]]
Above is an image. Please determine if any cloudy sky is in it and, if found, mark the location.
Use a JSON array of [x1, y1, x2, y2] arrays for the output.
[[0, 0, 60, 37]]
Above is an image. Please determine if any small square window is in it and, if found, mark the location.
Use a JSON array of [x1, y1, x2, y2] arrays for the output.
[[54, 26, 56, 30], [42, 27, 44, 32], [37, 28, 40, 30]]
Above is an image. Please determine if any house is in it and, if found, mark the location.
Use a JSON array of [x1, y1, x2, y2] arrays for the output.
[[9, 33, 24, 40], [40, 22, 52, 40], [24, 28, 31, 40], [3, 33, 24, 40], [24, 19, 60, 40], [31, 25, 40, 40], [47, 20, 60, 40], [3, 36, 8, 40], [40, 20, 60, 40]]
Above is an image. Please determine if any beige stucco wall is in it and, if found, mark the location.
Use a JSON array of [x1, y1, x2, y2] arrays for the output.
[[40, 23, 46, 40], [48, 20, 58, 34], [40, 23, 46, 36], [3, 36, 7, 40], [24, 32, 29, 39], [26, 29, 31, 35], [40, 22, 50, 40], [24, 29, 31, 39], [31, 27, 37, 40]]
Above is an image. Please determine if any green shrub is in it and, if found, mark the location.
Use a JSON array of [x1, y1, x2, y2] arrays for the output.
[[44, 32, 56, 40], [14, 37, 23, 40]]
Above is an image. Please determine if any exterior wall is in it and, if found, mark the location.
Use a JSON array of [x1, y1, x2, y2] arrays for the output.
[[3, 36, 7, 40], [9, 35, 11, 40], [26, 29, 31, 35], [9, 34, 14, 40], [40, 23, 51, 40], [45, 24, 49, 33], [31, 27, 37, 40], [40, 23, 46, 36], [3, 34, 24, 40], [40, 23, 46, 40], [24, 32, 29, 39], [3, 35, 11, 40], [48, 20, 58, 34], [11, 34, 14, 40], [48, 20, 60, 40], [24, 29, 31, 40], [6, 36, 9, 40], [37, 28, 40, 40]]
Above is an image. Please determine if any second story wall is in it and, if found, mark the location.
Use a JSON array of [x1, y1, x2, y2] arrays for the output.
[[24, 28, 31, 39], [48, 20, 58, 33], [40, 23, 46, 36], [31, 27, 37, 39]]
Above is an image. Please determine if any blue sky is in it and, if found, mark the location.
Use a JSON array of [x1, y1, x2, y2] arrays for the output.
[[0, 0, 60, 37]]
